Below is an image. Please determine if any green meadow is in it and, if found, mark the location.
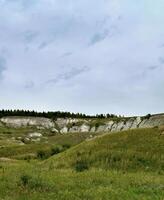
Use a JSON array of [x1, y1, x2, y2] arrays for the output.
[[0, 128, 164, 200]]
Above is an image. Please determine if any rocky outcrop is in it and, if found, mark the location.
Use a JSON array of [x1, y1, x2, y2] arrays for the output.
[[0, 116, 54, 129], [139, 115, 164, 128], [60, 127, 68, 134], [55, 118, 81, 129], [1, 114, 164, 134], [28, 132, 42, 138]]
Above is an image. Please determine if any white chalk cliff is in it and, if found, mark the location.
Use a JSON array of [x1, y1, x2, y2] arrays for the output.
[[1, 114, 164, 134]]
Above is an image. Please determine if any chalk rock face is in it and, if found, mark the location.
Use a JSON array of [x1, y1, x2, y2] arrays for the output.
[[0, 117, 54, 129], [131, 117, 142, 129], [96, 125, 106, 132], [111, 123, 118, 132], [90, 126, 96, 132], [96, 121, 115, 132], [69, 126, 80, 133], [1, 114, 164, 134], [122, 118, 134, 130], [115, 121, 125, 131], [104, 121, 115, 132], [60, 127, 68, 133], [139, 115, 164, 128], [80, 124, 90, 132], [55, 118, 80, 129]]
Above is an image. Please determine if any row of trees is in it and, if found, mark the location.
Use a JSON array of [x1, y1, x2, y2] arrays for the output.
[[0, 109, 120, 119]]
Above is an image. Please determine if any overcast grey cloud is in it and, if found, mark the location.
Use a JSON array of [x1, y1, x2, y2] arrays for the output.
[[61, 52, 73, 58], [46, 66, 90, 85], [0, 0, 164, 115]]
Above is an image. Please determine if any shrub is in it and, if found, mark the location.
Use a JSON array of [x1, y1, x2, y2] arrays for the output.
[[37, 150, 49, 160], [144, 114, 151, 120], [20, 174, 31, 187], [51, 144, 71, 156], [19, 174, 52, 191], [51, 146, 62, 156], [75, 160, 89, 172], [62, 144, 71, 150]]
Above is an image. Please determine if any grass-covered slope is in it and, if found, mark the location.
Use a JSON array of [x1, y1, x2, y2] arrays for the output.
[[45, 128, 164, 172], [0, 128, 164, 200]]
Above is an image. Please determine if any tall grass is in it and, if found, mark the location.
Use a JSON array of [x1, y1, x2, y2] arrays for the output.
[[45, 128, 164, 172]]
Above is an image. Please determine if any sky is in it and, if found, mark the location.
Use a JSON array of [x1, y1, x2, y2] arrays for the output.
[[0, 0, 164, 116]]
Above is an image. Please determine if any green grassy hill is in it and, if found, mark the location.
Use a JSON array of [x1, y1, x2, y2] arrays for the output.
[[45, 128, 164, 172], [0, 127, 164, 200]]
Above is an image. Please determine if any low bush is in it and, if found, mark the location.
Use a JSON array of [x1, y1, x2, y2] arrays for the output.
[[75, 160, 89, 172], [19, 174, 53, 192], [51, 146, 62, 156], [37, 150, 49, 160], [20, 174, 31, 187], [37, 144, 71, 160], [62, 144, 71, 150]]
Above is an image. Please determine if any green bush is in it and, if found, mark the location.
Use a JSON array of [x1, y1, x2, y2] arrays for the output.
[[19, 174, 52, 192], [75, 160, 89, 172], [37, 150, 49, 160], [62, 144, 71, 150], [143, 114, 152, 120], [51, 144, 71, 156], [37, 145, 71, 160], [20, 174, 31, 187], [51, 146, 62, 156]]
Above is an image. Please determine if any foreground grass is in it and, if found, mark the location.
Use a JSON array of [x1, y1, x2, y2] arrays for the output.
[[0, 161, 164, 200], [0, 128, 164, 199]]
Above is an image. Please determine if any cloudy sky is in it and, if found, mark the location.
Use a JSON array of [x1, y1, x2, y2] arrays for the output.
[[0, 0, 164, 116]]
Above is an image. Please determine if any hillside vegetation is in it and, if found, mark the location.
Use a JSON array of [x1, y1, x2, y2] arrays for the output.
[[0, 127, 164, 200], [45, 128, 164, 172]]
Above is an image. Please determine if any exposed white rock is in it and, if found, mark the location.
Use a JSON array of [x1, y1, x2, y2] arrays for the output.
[[115, 121, 125, 131], [79, 124, 90, 132], [96, 125, 106, 132], [60, 127, 68, 133], [104, 121, 115, 132], [139, 115, 164, 128], [0, 117, 54, 129], [139, 119, 148, 128], [90, 126, 96, 132], [122, 119, 134, 130], [131, 117, 142, 129], [111, 123, 118, 132], [69, 126, 80, 133], [55, 118, 81, 129], [28, 132, 42, 138], [1, 114, 164, 135], [51, 128, 59, 133]]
